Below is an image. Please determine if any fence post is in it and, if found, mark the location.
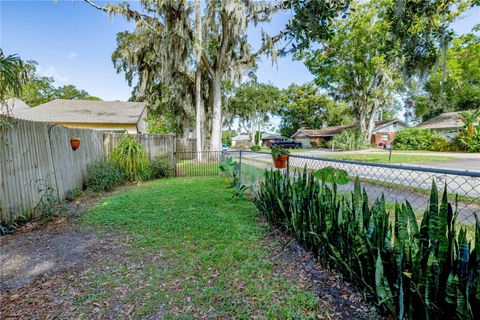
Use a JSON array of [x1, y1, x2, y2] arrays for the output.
[[286, 154, 290, 180], [238, 150, 242, 189]]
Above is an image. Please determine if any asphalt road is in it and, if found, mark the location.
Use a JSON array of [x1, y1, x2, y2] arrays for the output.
[[238, 151, 480, 225]]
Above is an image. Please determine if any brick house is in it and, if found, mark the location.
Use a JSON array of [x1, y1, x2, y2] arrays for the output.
[[291, 119, 408, 148]]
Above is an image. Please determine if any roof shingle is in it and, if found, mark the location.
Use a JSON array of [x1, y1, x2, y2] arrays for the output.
[[293, 120, 402, 137], [14, 99, 146, 124], [417, 111, 479, 130]]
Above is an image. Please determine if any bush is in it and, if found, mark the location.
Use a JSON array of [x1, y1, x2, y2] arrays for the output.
[[393, 128, 455, 151], [454, 126, 480, 153], [148, 155, 174, 179], [65, 187, 81, 201], [254, 169, 480, 319], [85, 160, 126, 192], [110, 135, 149, 181], [329, 129, 368, 151], [250, 145, 261, 152]]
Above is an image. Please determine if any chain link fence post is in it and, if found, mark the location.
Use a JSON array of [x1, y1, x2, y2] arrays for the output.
[[238, 150, 242, 189]]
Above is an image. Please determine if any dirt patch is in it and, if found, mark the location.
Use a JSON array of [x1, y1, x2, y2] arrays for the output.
[[0, 217, 164, 319], [0, 221, 96, 290], [265, 228, 382, 320]]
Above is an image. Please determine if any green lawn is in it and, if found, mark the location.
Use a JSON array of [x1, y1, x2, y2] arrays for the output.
[[324, 153, 455, 163], [175, 161, 219, 176], [80, 176, 320, 318]]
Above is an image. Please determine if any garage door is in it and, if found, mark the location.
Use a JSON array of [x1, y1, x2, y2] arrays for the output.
[[297, 139, 311, 148]]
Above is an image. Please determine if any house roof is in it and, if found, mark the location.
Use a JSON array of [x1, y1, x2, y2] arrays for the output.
[[1, 98, 30, 116], [417, 111, 479, 130], [261, 134, 285, 140], [292, 120, 405, 138], [232, 134, 250, 141], [13, 99, 147, 124]]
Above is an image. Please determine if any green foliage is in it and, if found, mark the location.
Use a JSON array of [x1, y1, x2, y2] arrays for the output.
[[146, 114, 176, 134], [148, 155, 174, 179], [313, 167, 349, 185], [54, 84, 100, 101], [413, 34, 480, 120], [13, 60, 100, 107], [0, 49, 28, 108], [85, 159, 126, 192], [297, 1, 399, 139], [329, 129, 368, 151], [219, 155, 239, 187], [250, 145, 261, 152], [228, 82, 280, 142], [222, 130, 236, 147], [276, 83, 352, 137], [34, 179, 56, 219], [110, 135, 149, 181], [254, 169, 480, 319], [393, 128, 460, 151], [455, 126, 480, 152], [65, 188, 82, 202], [271, 145, 289, 158]]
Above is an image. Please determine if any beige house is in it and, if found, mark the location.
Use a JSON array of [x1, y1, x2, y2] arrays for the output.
[[12, 99, 148, 134], [417, 111, 478, 139]]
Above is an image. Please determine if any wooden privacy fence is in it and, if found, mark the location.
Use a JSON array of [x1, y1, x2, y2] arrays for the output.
[[0, 117, 175, 225], [103, 133, 176, 161], [176, 138, 197, 160]]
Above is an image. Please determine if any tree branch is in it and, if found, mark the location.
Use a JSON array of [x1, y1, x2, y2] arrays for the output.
[[83, 0, 158, 31], [229, 28, 287, 70]]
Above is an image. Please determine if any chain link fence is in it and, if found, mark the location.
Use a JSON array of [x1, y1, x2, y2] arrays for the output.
[[235, 151, 480, 225], [174, 150, 480, 225]]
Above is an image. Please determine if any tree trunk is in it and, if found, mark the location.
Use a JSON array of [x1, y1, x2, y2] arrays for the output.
[[195, 68, 204, 158], [210, 71, 222, 151], [194, 0, 203, 159], [358, 108, 367, 140], [366, 102, 379, 142]]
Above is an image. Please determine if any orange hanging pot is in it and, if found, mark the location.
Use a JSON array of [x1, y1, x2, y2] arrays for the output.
[[273, 154, 288, 169], [70, 137, 81, 151]]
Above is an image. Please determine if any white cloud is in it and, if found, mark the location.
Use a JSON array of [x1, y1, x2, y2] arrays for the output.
[[37, 65, 69, 83], [68, 52, 77, 59]]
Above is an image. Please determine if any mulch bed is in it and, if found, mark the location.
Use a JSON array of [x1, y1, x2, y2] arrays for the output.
[[264, 228, 382, 320]]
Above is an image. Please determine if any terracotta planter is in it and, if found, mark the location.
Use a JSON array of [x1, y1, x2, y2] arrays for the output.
[[70, 138, 81, 151], [273, 154, 288, 169]]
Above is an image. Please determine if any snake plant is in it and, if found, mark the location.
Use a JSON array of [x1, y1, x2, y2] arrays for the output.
[[254, 168, 480, 319]]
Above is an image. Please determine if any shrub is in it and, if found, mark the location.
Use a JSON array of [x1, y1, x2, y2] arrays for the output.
[[85, 159, 126, 192], [148, 155, 174, 179], [250, 145, 261, 152], [65, 187, 81, 201], [393, 128, 449, 151], [329, 129, 369, 151], [110, 135, 149, 181], [219, 155, 239, 187], [310, 141, 319, 148], [254, 169, 480, 319], [455, 126, 480, 153]]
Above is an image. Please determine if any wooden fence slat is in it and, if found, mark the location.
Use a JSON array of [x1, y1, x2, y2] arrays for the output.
[[0, 117, 178, 225]]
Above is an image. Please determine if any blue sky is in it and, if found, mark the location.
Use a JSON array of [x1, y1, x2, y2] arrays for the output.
[[1, 1, 479, 102]]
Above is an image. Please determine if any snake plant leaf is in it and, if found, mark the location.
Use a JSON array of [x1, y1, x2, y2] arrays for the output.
[[428, 180, 438, 240], [375, 252, 395, 314]]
